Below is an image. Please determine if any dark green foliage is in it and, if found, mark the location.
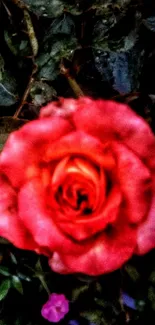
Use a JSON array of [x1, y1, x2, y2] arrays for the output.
[[0, 0, 155, 124], [1, 1, 155, 324], [0, 241, 154, 324]]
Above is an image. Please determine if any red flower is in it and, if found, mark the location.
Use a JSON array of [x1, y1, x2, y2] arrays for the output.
[[0, 98, 155, 275]]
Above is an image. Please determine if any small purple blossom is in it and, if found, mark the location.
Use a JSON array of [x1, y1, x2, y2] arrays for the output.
[[41, 293, 69, 322], [121, 292, 136, 310], [68, 321, 79, 325]]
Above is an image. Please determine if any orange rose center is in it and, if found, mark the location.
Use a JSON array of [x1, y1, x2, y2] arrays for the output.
[[50, 156, 106, 217]]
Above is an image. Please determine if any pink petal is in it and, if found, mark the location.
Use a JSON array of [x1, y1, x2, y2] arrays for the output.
[[112, 142, 152, 223], [41, 98, 155, 171], [0, 175, 36, 250], [18, 178, 95, 255], [49, 216, 137, 275], [136, 177, 155, 254], [72, 98, 155, 171], [0, 117, 73, 188], [55, 184, 122, 241], [43, 130, 115, 171]]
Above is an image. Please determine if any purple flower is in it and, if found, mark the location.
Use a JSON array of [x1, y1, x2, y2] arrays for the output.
[[121, 292, 136, 310], [68, 321, 79, 325], [41, 293, 69, 322]]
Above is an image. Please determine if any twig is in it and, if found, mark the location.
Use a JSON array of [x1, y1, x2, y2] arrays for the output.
[[2, 1, 12, 17], [11, 0, 38, 57], [13, 64, 37, 119]]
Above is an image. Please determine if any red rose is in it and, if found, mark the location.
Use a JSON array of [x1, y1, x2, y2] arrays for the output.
[[0, 97, 155, 275]]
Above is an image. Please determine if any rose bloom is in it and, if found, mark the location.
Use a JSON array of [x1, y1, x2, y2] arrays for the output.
[[0, 98, 155, 275]]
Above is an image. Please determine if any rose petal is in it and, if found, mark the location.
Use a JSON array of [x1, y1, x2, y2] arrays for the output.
[[44, 131, 115, 171], [49, 216, 137, 275], [0, 175, 36, 250], [41, 98, 155, 171], [0, 117, 73, 188], [136, 177, 155, 254], [112, 142, 152, 223], [40, 98, 77, 119], [72, 98, 155, 171], [18, 178, 96, 255], [49, 252, 73, 274], [55, 184, 122, 240]]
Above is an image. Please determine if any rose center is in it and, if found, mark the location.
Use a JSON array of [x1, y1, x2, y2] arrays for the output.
[[50, 156, 106, 217], [56, 184, 92, 215]]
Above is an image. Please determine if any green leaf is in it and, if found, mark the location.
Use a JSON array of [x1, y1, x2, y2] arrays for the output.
[[80, 309, 106, 325], [23, 0, 82, 16], [124, 264, 140, 282], [0, 69, 18, 106], [0, 82, 17, 106], [0, 237, 10, 245], [95, 282, 103, 293], [0, 279, 11, 301], [35, 258, 43, 272], [0, 55, 4, 80], [17, 272, 31, 282], [0, 134, 9, 152], [71, 284, 89, 302], [149, 271, 155, 284], [77, 274, 97, 283], [0, 117, 28, 152], [136, 299, 145, 312], [143, 16, 155, 32], [148, 286, 155, 302], [10, 252, 17, 265], [15, 318, 22, 325], [12, 276, 23, 294], [148, 286, 155, 310], [0, 266, 11, 277], [30, 81, 57, 107], [23, 0, 64, 18], [37, 36, 77, 81], [0, 320, 10, 325], [47, 15, 75, 37], [94, 297, 107, 308]]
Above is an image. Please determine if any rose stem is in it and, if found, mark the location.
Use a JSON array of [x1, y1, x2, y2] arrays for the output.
[[24, 264, 51, 296], [10, 0, 27, 10], [60, 61, 84, 98], [37, 274, 51, 296]]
